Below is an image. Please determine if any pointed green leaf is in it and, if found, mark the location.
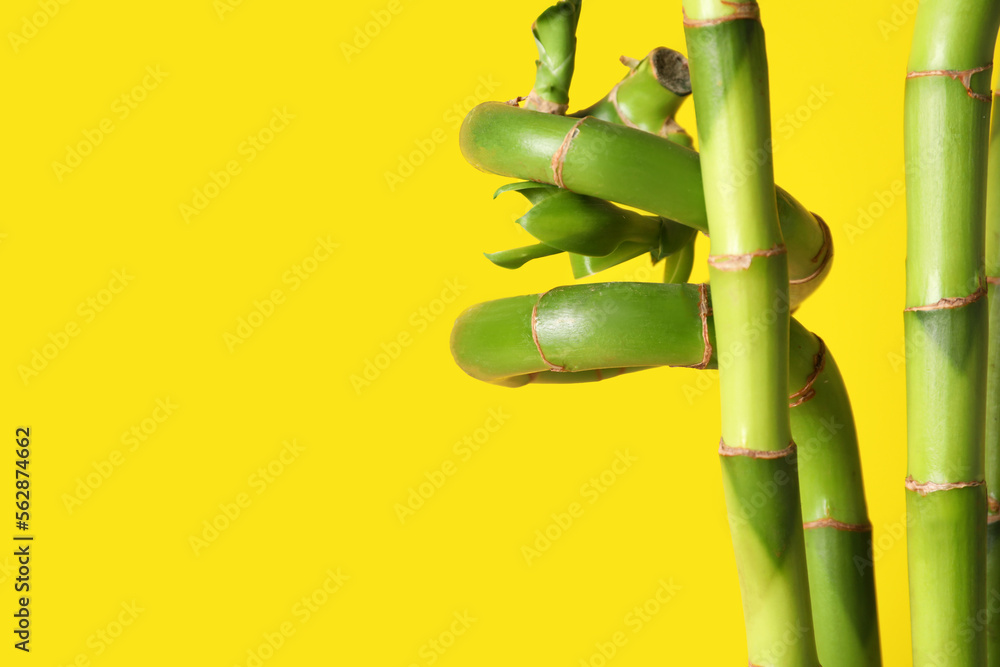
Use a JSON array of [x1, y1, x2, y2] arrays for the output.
[[485, 243, 563, 269]]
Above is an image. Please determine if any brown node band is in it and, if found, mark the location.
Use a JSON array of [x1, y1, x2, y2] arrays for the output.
[[607, 80, 641, 131], [906, 62, 993, 103], [904, 476, 985, 496], [719, 438, 796, 459], [531, 291, 567, 372], [526, 90, 569, 115], [789, 337, 827, 408], [505, 96, 528, 107], [550, 117, 587, 189], [675, 283, 713, 370], [988, 276, 1000, 286], [708, 244, 787, 272], [990, 496, 1000, 514], [990, 514, 1000, 525], [789, 214, 834, 285], [904, 285, 986, 312], [803, 517, 872, 532], [682, 2, 760, 27]]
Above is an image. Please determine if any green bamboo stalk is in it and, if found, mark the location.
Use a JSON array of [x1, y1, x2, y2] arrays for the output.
[[449, 282, 880, 664], [683, 1, 818, 664], [460, 102, 832, 308], [571, 47, 693, 143], [985, 74, 1000, 666], [524, 0, 582, 114], [905, 1, 1000, 664]]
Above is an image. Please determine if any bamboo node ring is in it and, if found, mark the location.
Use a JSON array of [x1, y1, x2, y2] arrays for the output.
[[904, 476, 985, 496], [550, 117, 587, 188], [906, 62, 993, 102]]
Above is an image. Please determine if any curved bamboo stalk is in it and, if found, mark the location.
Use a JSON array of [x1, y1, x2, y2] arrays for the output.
[[460, 101, 832, 308], [904, 1, 1000, 663], [450, 282, 880, 664]]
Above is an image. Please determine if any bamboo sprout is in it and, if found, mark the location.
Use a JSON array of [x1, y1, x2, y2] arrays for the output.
[[449, 282, 880, 664], [904, 1, 1000, 664], [524, 0, 582, 114], [460, 102, 832, 308]]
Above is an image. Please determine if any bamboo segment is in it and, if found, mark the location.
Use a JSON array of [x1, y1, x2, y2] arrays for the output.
[[450, 282, 880, 663], [460, 102, 832, 307], [904, 1, 1000, 664], [571, 47, 693, 143], [684, 1, 818, 664]]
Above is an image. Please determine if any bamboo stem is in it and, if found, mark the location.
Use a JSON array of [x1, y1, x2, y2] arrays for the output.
[[904, 1, 1000, 664], [460, 102, 832, 308], [683, 1, 818, 663], [450, 282, 880, 664], [571, 47, 693, 143]]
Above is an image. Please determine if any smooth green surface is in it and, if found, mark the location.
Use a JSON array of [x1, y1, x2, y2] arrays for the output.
[[572, 47, 690, 137], [904, 1, 1000, 664], [460, 101, 830, 307]]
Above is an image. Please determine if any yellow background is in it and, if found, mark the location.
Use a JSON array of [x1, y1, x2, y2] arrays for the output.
[[0, 0, 929, 663]]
